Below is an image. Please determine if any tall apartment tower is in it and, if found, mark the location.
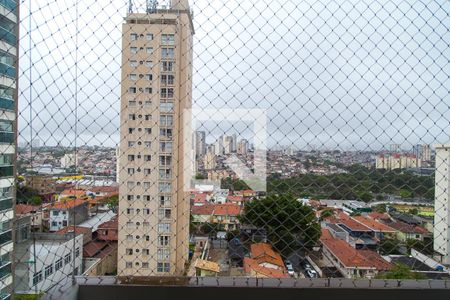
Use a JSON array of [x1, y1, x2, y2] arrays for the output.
[[118, 0, 194, 277], [194, 131, 206, 158], [434, 144, 450, 265], [0, 0, 18, 298]]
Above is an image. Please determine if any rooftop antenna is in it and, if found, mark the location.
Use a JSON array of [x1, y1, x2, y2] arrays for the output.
[[128, 0, 133, 13], [147, 0, 158, 13]]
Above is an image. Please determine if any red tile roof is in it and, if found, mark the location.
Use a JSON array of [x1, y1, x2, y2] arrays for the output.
[[244, 257, 289, 278], [98, 217, 118, 230], [353, 216, 396, 232], [367, 212, 390, 221], [88, 186, 118, 194], [227, 195, 244, 202], [56, 225, 91, 236], [48, 199, 87, 210], [334, 217, 372, 232], [60, 189, 86, 198], [387, 221, 429, 234], [213, 203, 241, 216], [321, 229, 392, 270], [191, 204, 214, 215], [83, 241, 109, 257], [15, 204, 40, 215], [193, 193, 207, 203], [250, 243, 285, 269]]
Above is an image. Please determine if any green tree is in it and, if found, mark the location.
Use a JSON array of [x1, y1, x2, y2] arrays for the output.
[[30, 196, 42, 206], [240, 194, 321, 256], [376, 263, 426, 279], [399, 189, 413, 199], [195, 173, 206, 180], [106, 195, 119, 209], [320, 209, 334, 220], [373, 204, 387, 213]]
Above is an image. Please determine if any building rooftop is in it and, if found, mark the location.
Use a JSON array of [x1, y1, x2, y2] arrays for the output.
[[194, 259, 220, 273], [47, 199, 87, 210], [353, 216, 396, 232], [15, 204, 41, 215], [321, 229, 392, 270], [78, 211, 116, 232]]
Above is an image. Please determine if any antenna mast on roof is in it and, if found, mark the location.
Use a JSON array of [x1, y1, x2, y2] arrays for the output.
[[128, 0, 133, 13], [147, 0, 158, 13]]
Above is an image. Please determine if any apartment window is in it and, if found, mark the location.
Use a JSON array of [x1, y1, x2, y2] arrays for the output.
[[145, 114, 151, 121], [161, 61, 174, 71], [126, 248, 133, 255], [143, 208, 150, 215], [158, 235, 170, 247], [125, 262, 132, 268], [142, 262, 149, 269], [161, 48, 175, 59], [144, 168, 151, 175], [161, 34, 175, 45], [145, 60, 153, 68], [146, 33, 153, 40], [128, 114, 136, 120], [130, 47, 138, 54], [144, 100, 152, 108], [75, 247, 80, 257], [160, 196, 171, 206], [32, 271, 43, 286], [157, 262, 170, 273], [130, 33, 138, 40], [45, 265, 53, 278], [142, 249, 150, 256], [128, 141, 135, 147], [127, 208, 134, 215], [159, 142, 173, 152], [144, 195, 151, 201], [144, 235, 150, 241], [158, 208, 171, 219], [128, 128, 135, 134], [146, 47, 153, 54], [157, 249, 171, 261], [160, 115, 173, 126], [144, 87, 152, 94], [160, 128, 173, 140], [129, 87, 137, 94], [129, 100, 136, 107], [144, 155, 151, 162], [64, 253, 71, 265], [144, 141, 151, 148], [127, 195, 134, 201], [55, 258, 63, 271], [160, 88, 174, 98], [159, 155, 172, 166], [161, 74, 174, 85], [128, 168, 135, 175], [159, 169, 172, 180], [126, 235, 133, 241], [129, 74, 137, 81], [143, 182, 151, 190], [128, 155, 135, 162], [145, 128, 152, 134], [127, 181, 135, 189], [130, 60, 138, 67], [158, 223, 171, 233], [145, 74, 152, 81]]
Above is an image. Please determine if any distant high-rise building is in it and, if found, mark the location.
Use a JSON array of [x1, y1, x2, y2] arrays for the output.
[[60, 153, 76, 168], [423, 144, 431, 161], [118, 0, 194, 277], [1, 2, 18, 298], [237, 139, 249, 155], [390, 144, 400, 153], [413, 144, 423, 160], [434, 144, 450, 264], [194, 131, 206, 158], [223, 135, 233, 154], [231, 133, 237, 152], [214, 137, 224, 156], [203, 152, 216, 170], [375, 154, 421, 170]]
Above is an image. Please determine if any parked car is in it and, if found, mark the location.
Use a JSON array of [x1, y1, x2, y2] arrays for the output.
[[285, 260, 295, 276], [306, 268, 318, 278]]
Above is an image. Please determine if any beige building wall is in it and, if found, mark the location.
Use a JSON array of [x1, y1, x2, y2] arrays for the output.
[[118, 2, 194, 277]]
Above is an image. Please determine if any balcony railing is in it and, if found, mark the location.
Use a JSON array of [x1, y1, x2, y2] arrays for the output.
[[0, 97, 13, 110], [0, 132, 13, 144], [0, 27, 15, 46], [0, 62, 14, 78], [0, 0, 16, 14]]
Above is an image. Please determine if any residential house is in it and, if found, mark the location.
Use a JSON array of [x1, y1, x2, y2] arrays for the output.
[[194, 259, 220, 277], [321, 229, 392, 279], [243, 243, 288, 278], [47, 199, 89, 232]]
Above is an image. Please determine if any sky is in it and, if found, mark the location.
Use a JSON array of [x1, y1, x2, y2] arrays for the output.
[[17, 0, 450, 151]]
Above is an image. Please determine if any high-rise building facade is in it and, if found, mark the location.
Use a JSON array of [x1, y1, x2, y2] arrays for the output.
[[0, 0, 18, 298], [194, 131, 206, 158], [118, 0, 194, 277], [434, 144, 450, 265]]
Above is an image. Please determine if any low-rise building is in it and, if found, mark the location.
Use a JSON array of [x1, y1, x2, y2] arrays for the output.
[[47, 199, 89, 232], [243, 243, 288, 278], [194, 259, 220, 276], [321, 229, 392, 279]]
